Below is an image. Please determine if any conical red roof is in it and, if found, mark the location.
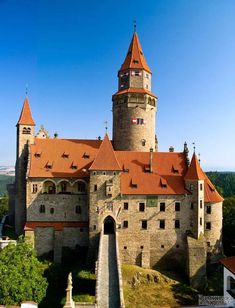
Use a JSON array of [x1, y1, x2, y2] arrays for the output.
[[119, 32, 151, 73], [89, 134, 122, 171], [184, 153, 204, 180], [17, 97, 35, 126]]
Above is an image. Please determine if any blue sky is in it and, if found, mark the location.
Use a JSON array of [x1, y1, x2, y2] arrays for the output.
[[0, 0, 234, 170]]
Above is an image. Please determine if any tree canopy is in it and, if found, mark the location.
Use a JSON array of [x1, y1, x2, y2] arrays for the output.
[[0, 237, 48, 305]]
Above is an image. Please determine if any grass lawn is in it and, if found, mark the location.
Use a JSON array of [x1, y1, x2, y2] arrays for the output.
[[122, 264, 198, 308]]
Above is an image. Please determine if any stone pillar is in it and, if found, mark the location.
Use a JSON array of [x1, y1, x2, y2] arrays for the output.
[[63, 273, 75, 308]]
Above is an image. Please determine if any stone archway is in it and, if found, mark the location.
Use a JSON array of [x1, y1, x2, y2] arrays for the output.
[[103, 216, 115, 234]]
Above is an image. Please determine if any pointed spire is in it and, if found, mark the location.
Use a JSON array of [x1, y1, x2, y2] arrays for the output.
[[89, 134, 121, 171], [17, 97, 35, 126], [119, 32, 151, 73], [184, 153, 205, 180]]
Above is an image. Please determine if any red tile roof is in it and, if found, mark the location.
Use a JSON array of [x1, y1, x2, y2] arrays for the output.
[[116, 151, 188, 195], [28, 138, 223, 202], [113, 88, 157, 98], [119, 31, 151, 73], [29, 138, 102, 178], [220, 256, 235, 275], [184, 153, 204, 180], [89, 134, 122, 171], [17, 97, 35, 126], [25, 221, 88, 231]]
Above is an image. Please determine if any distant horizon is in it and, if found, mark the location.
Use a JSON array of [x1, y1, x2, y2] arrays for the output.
[[0, 0, 234, 170]]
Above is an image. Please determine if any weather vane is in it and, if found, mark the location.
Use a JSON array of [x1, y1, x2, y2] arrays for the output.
[[25, 83, 29, 96], [104, 121, 108, 133], [192, 142, 196, 153], [133, 19, 136, 31]]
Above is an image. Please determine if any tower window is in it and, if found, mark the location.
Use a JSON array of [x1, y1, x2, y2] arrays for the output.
[[159, 220, 165, 229], [175, 220, 180, 229], [206, 222, 211, 230], [133, 60, 139, 64], [191, 202, 194, 210], [94, 184, 97, 191], [141, 220, 147, 230], [22, 127, 31, 134], [160, 202, 165, 211], [139, 203, 145, 212], [200, 200, 203, 208], [175, 202, 180, 211], [200, 217, 202, 226], [200, 183, 203, 191], [50, 208, 54, 214], [206, 205, 211, 214]]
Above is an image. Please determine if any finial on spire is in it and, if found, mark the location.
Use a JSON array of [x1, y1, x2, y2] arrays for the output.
[[198, 153, 201, 164], [192, 142, 196, 153], [133, 19, 136, 32], [25, 83, 29, 96], [104, 121, 108, 134]]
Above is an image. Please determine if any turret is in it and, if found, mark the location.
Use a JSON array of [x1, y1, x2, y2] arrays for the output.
[[184, 153, 205, 239], [15, 96, 35, 235], [112, 31, 158, 151]]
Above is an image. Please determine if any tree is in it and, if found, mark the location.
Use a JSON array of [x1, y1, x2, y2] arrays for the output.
[[223, 196, 235, 256], [0, 237, 48, 305], [0, 194, 8, 219]]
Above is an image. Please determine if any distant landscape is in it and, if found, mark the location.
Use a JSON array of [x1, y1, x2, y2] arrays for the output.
[[0, 174, 14, 196]]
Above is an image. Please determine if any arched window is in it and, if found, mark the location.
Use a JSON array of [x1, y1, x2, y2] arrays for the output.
[[39, 204, 45, 213], [22, 127, 31, 134], [58, 181, 71, 194], [77, 181, 86, 193], [43, 181, 56, 194]]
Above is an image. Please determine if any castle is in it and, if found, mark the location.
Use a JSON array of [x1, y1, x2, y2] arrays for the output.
[[9, 31, 223, 288]]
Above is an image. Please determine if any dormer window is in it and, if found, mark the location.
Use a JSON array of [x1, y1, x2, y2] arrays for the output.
[[160, 178, 167, 188], [62, 152, 69, 158], [45, 161, 53, 169], [34, 151, 41, 158], [71, 161, 78, 169], [133, 60, 139, 64], [83, 152, 90, 159]]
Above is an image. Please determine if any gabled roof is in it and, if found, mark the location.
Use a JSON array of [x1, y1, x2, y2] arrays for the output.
[[119, 31, 151, 73], [89, 134, 122, 171], [17, 97, 35, 126], [184, 153, 204, 180], [220, 256, 235, 275]]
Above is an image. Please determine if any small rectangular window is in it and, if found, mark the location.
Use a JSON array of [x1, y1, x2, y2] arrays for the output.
[[200, 200, 203, 208], [175, 202, 180, 211], [206, 222, 211, 230], [160, 202, 165, 211], [141, 220, 147, 230], [32, 184, 38, 193], [159, 220, 165, 229], [94, 184, 97, 191], [190, 184, 194, 191], [139, 202, 145, 212], [206, 205, 211, 214], [123, 221, 128, 228], [124, 202, 128, 210], [75, 205, 81, 214], [200, 217, 202, 226], [200, 183, 203, 191], [190, 202, 194, 210], [175, 220, 180, 229]]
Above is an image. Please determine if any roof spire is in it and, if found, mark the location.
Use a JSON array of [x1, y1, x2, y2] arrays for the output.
[[17, 96, 35, 126]]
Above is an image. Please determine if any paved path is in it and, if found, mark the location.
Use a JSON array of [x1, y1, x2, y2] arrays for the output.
[[97, 234, 120, 308]]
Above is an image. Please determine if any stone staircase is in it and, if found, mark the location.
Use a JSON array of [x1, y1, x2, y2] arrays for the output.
[[96, 234, 121, 308]]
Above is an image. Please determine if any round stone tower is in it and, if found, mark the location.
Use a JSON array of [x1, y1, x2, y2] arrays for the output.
[[112, 31, 158, 151]]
